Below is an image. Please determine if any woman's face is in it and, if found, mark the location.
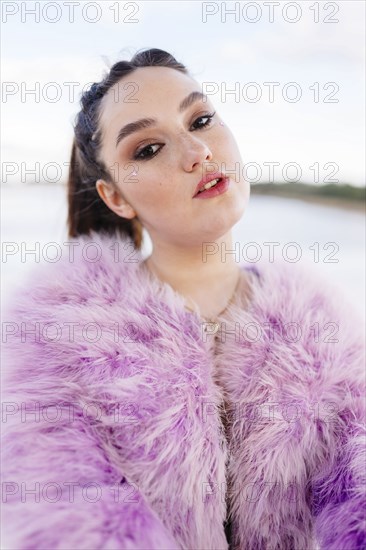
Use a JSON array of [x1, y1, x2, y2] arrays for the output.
[[96, 66, 250, 247]]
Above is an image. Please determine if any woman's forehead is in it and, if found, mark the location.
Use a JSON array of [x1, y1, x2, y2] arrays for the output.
[[104, 68, 197, 107], [99, 67, 201, 127]]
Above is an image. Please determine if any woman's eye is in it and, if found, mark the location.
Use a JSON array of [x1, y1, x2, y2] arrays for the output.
[[191, 112, 216, 130], [134, 143, 162, 161]]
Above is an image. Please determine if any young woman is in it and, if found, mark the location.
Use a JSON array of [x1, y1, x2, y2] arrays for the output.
[[2, 48, 365, 550]]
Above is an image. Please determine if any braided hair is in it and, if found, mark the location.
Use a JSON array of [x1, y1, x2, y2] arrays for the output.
[[67, 48, 188, 250]]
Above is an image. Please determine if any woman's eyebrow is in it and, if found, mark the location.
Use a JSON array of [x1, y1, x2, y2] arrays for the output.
[[115, 91, 208, 148]]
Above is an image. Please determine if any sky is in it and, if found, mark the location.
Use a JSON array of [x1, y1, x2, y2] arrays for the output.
[[1, 0, 365, 186]]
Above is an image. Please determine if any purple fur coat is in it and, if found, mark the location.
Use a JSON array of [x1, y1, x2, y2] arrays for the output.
[[1, 230, 365, 550]]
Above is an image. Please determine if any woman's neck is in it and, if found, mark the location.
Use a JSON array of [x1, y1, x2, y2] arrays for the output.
[[142, 233, 245, 320]]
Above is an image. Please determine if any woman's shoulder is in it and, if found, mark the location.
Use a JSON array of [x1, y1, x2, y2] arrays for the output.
[[2, 231, 146, 389], [4, 230, 142, 316], [247, 258, 365, 357], [247, 259, 365, 397]]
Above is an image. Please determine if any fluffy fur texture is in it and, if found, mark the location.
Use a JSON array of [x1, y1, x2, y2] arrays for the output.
[[1, 230, 365, 550]]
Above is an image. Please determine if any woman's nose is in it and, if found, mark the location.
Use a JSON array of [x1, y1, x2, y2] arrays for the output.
[[180, 134, 213, 172]]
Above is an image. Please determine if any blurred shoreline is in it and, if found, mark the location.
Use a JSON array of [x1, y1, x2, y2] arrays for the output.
[[250, 182, 366, 213], [252, 193, 366, 213]]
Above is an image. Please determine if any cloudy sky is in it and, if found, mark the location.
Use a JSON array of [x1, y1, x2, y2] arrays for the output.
[[1, 0, 365, 185]]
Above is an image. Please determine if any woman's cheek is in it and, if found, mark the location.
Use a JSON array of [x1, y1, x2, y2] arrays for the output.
[[134, 179, 163, 208]]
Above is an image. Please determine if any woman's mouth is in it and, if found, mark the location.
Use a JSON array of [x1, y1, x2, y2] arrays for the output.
[[193, 177, 230, 199]]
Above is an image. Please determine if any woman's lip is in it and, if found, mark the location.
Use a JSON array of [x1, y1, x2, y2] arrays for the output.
[[193, 172, 227, 197], [193, 177, 230, 199]]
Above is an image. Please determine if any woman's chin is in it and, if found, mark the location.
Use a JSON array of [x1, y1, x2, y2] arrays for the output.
[[194, 215, 245, 243]]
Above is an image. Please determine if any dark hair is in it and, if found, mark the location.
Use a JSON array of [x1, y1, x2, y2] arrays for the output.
[[67, 48, 188, 250]]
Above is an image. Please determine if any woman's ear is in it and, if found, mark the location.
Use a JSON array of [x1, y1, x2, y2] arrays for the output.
[[95, 179, 137, 220]]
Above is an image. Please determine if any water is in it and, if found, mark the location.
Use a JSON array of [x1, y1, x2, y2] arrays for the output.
[[1, 184, 365, 323]]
